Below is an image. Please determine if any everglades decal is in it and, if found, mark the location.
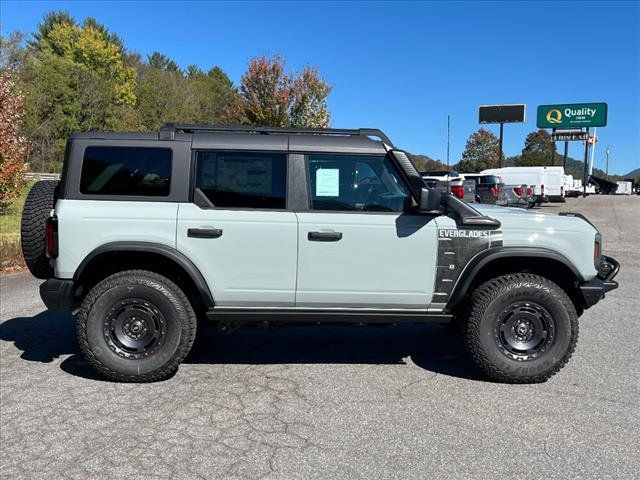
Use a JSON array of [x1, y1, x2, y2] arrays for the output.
[[432, 229, 503, 304], [439, 229, 489, 239]]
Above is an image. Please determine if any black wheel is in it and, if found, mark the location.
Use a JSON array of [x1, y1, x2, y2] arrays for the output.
[[463, 273, 578, 383], [76, 270, 197, 382], [20, 180, 58, 279]]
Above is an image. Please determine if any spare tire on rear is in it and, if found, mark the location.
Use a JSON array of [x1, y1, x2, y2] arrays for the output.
[[21, 180, 58, 279]]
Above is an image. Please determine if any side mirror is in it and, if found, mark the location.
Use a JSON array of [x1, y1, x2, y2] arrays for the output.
[[419, 187, 442, 213]]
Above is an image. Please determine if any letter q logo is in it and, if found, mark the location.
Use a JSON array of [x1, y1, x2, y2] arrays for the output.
[[546, 109, 562, 124]]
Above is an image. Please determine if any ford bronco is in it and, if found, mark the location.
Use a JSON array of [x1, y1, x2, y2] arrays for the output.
[[21, 124, 619, 383]]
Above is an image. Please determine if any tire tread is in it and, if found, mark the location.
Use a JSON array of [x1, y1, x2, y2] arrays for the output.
[[463, 273, 578, 383], [20, 180, 58, 279], [76, 269, 197, 382]]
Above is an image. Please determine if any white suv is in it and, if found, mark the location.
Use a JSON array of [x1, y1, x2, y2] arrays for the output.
[[22, 124, 619, 383]]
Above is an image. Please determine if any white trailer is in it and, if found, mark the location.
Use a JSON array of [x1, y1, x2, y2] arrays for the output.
[[616, 181, 633, 195], [481, 166, 566, 202], [563, 174, 578, 197]]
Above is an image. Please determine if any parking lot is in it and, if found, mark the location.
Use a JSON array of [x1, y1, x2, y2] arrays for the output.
[[1, 195, 638, 480]]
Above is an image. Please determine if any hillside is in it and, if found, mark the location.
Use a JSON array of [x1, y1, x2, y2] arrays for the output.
[[408, 153, 448, 173], [623, 167, 640, 178]]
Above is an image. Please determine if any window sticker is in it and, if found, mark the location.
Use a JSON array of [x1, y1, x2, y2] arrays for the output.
[[316, 169, 339, 197]]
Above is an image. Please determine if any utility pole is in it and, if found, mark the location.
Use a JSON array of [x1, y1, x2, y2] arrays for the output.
[[498, 122, 504, 168], [582, 127, 590, 198], [447, 115, 450, 171]]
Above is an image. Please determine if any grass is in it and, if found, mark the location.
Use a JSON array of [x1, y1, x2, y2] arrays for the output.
[[0, 182, 33, 271]]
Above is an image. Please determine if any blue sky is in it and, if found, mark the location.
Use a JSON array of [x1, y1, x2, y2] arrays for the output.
[[2, 1, 639, 175]]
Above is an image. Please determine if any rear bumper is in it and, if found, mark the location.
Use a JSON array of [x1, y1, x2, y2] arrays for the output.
[[40, 278, 76, 310], [579, 255, 620, 309]]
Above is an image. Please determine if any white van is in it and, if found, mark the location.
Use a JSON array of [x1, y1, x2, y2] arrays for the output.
[[481, 166, 566, 202]]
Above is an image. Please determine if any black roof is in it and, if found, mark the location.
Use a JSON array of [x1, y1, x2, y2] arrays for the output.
[[71, 124, 393, 155]]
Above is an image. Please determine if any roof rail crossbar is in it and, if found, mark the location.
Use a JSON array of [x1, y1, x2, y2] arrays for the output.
[[158, 123, 394, 147]]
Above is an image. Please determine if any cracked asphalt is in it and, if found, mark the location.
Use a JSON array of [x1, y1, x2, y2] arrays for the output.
[[1, 195, 639, 479]]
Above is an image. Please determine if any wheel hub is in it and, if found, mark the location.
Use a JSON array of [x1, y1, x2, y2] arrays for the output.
[[494, 302, 555, 361], [103, 298, 167, 359]]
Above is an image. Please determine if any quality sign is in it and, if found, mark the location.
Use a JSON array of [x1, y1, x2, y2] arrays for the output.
[[537, 103, 607, 128]]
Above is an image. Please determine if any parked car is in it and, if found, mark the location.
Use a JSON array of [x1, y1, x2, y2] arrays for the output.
[[421, 170, 474, 202], [459, 173, 503, 204], [499, 184, 534, 209], [22, 124, 619, 384]]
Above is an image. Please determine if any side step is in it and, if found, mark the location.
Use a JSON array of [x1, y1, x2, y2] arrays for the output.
[[206, 308, 452, 325]]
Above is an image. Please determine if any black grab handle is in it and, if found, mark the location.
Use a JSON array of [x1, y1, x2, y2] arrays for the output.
[[188, 228, 223, 239], [308, 231, 342, 242]]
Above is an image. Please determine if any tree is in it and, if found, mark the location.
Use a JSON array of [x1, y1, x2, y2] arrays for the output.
[[147, 52, 180, 73], [31, 13, 136, 104], [135, 57, 237, 129], [228, 55, 331, 127], [289, 66, 331, 128], [517, 129, 557, 166], [17, 12, 140, 171], [455, 128, 501, 173], [0, 68, 28, 211]]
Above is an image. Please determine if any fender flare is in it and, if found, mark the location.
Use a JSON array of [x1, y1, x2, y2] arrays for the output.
[[445, 246, 585, 310], [73, 241, 215, 308]]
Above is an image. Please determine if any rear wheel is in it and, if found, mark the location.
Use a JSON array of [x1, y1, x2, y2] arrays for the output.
[[463, 273, 578, 383], [76, 270, 197, 382], [20, 180, 58, 279]]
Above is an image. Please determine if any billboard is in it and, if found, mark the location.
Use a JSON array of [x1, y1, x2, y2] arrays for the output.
[[479, 104, 526, 124], [537, 103, 607, 128]]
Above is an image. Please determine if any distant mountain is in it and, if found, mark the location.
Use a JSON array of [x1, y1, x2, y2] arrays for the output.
[[622, 167, 640, 178], [407, 153, 448, 173]]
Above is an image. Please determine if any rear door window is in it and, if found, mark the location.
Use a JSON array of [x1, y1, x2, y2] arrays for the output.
[[195, 151, 287, 209], [80, 146, 172, 196]]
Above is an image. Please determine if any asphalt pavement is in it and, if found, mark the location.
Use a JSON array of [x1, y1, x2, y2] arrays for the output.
[[1, 195, 638, 479]]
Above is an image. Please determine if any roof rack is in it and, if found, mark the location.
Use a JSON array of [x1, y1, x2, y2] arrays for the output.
[[158, 123, 395, 147]]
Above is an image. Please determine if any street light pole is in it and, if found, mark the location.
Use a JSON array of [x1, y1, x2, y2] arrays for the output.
[[605, 145, 611, 180]]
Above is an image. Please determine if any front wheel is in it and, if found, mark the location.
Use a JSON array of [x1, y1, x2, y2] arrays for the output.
[[463, 273, 578, 383], [76, 270, 197, 382]]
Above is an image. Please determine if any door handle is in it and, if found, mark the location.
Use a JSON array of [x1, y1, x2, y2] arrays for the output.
[[188, 228, 223, 239], [308, 231, 342, 242]]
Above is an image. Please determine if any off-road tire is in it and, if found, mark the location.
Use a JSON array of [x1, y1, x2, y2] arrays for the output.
[[20, 180, 58, 279], [463, 273, 578, 383], [76, 270, 197, 382]]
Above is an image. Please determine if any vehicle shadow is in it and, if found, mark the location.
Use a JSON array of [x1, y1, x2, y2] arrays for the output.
[[0, 311, 484, 382]]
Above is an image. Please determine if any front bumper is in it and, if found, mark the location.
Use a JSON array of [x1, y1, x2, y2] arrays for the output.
[[40, 278, 76, 310], [579, 255, 620, 309]]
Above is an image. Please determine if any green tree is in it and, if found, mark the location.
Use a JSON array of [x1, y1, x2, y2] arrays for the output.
[[16, 12, 140, 171], [147, 52, 180, 72], [135, 61, 190, 129], [135, 57, 236, 129], [32, 14, 136, 104], [186, 67, 236, 124], [455, 128, 501, 173]]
